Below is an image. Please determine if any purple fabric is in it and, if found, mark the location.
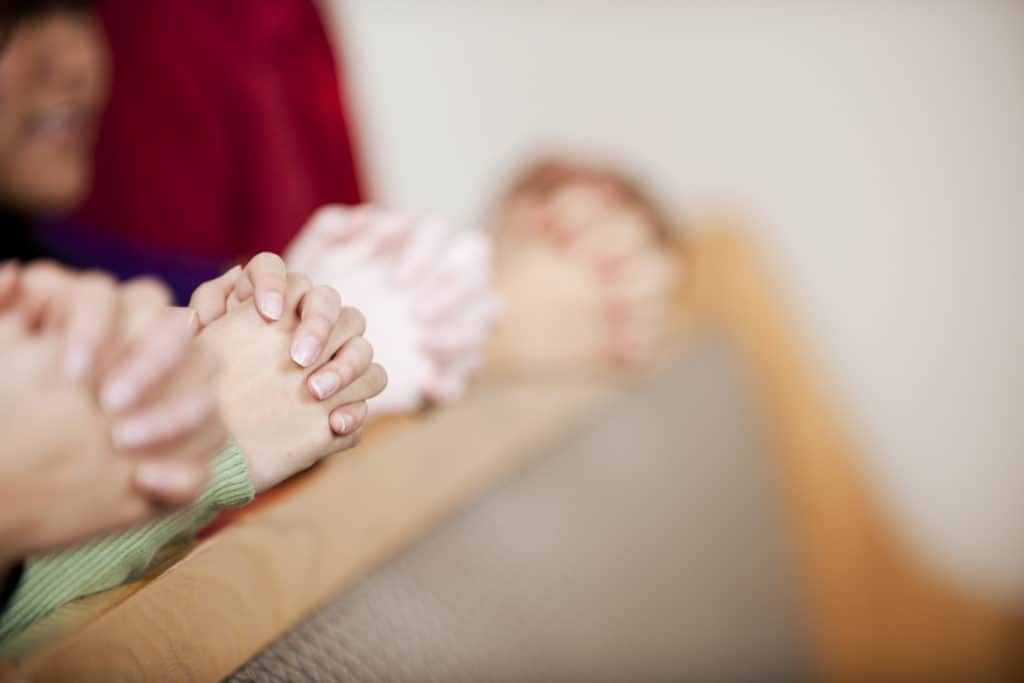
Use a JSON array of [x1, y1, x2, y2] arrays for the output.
[[35, 218, 230, 304]]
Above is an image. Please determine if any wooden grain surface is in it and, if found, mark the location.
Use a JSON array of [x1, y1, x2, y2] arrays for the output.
[[9, 226, 1022, 682]]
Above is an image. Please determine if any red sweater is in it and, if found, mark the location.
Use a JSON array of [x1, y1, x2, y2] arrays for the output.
[[76, 0, 365, 262]]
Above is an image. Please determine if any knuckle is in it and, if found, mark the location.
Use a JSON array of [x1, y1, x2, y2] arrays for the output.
[[249, 251, 284, 271], [124, 277, 173, 307], [23, 259, 65, 283], [79, 270, 118, 290], [342, 307, 366, 336], [304, 314, 333, 337], [367, 363, 388, 392], [355, 336, 374, 363], [312, 284, 342, 308], [287, 272, 312, 290], [351, 400, 369, 421], [26, 258, 61, 273], [188, 280, 215, 305]]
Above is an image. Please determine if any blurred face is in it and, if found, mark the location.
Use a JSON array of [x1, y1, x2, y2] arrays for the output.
[[494, 159, 672, 260], [0, 8, 108, 213], [497, 176, 665, 264]]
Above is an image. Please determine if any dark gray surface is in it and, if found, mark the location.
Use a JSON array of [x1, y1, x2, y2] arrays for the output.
[[228, 341, 808, 682]]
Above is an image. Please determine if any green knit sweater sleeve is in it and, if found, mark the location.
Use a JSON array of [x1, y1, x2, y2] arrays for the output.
[[0, 441, 253, 651]]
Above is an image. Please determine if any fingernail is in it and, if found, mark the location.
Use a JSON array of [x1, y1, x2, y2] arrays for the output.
[[290, 335, 321, 367], [101, 377, 137, 413], [310, 370, 340, 399], [260, 292, 284, 321], [111, 417, 152, 449], [331, 411, 352, 434], [64, 346, 92, 380]]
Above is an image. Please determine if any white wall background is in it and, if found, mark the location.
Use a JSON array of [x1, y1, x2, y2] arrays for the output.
[[322, 0, 1024, 597]]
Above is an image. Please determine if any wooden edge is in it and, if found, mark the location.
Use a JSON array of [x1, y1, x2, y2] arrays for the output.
[[21, 381, 618, 681], [690, 222, 1024, 680], [0, 535, 206, 661], [11, 225, 1021, 681]]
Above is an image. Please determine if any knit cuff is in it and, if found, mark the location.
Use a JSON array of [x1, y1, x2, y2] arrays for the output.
[[203, 440, 255, 511], [0, 441, 254, 654]]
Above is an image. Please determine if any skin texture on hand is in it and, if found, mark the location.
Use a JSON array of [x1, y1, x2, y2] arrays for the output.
[[192, 253, 352, 374], [197, 287, 386, 494], [7, 262, 223, 494], [0, 313, 224, 567], [0, 263, 227, 566], [286, 206, 500, 413], [190, 252, 370, 384], [190, 253, 381, 450]]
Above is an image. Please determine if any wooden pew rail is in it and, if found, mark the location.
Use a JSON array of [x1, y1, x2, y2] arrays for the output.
[[5, 225, 1020, 681]]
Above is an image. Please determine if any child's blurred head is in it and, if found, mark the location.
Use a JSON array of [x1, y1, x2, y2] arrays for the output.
[[495, 157, 678, 253], [0, 0, 107, 214]]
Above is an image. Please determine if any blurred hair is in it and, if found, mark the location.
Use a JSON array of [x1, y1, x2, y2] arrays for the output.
[[1, 0, 93, 20], [0, 0, 94, 48], [501, 156, 684, 247]]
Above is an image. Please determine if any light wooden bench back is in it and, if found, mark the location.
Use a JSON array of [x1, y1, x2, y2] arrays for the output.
[[7, 225, 1020, 681]]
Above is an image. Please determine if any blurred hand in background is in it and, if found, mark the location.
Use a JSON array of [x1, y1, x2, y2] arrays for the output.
[[287, 206, 500, 413], [0, 261, 223, 564], [491, 158, 684, 373]]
